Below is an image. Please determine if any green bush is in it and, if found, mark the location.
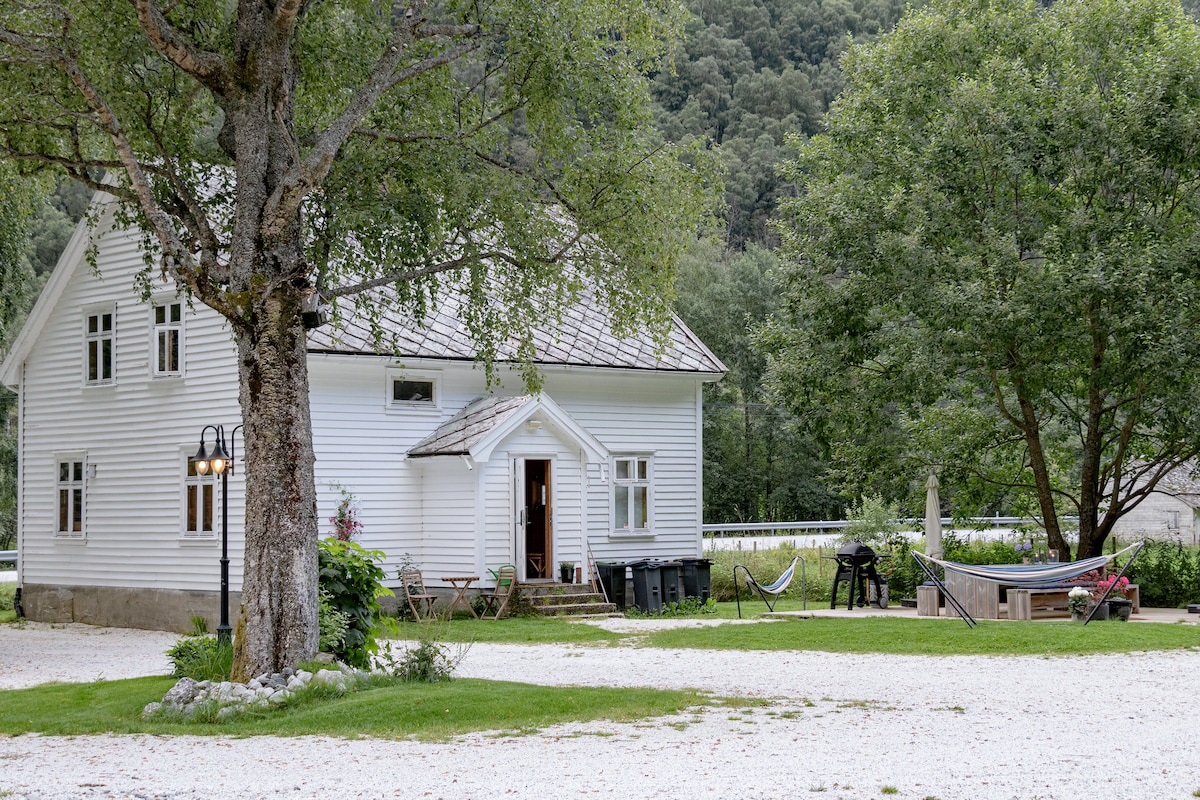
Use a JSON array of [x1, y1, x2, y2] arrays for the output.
[[707, 544, 827, 604], [317, 538, 394, 668], [167, 635, 233, 681], [1127, 541, 1200, 608]]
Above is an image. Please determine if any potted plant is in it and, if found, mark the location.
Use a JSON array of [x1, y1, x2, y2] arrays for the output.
[[1099, 575, 1134, 621], [559, 561, 575, 584], [1067, 587, 1092, 622]]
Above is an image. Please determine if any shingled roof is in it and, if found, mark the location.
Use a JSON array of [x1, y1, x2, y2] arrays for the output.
[[306, 284, 725, 374]]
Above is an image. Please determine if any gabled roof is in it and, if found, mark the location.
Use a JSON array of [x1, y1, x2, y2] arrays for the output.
[[1155, 460, 1200, 509], [408, 394, 609, 464], [306, 284, 726, 374], [1, 194, 726, 387]]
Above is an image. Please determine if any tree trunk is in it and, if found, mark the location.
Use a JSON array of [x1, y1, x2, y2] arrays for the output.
[[1011, 377, 1070, 560], [230, 286, 319, 680]]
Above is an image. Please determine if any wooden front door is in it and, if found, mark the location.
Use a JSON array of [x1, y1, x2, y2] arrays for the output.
[[521, 459, 552, 579]]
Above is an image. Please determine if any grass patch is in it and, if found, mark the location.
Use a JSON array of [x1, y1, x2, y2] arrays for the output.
[[0, 582, 15, 625], [0, 676, 720, 740], [386, 615, 628, 646], [638, 616, 1200, 656]]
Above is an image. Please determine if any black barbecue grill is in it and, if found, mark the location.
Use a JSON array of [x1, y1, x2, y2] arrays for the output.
[[829, 542, 886, 610]]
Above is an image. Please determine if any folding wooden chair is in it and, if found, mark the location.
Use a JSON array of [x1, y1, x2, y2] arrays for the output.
[[400, 567, 437, 622], [479, 565, 518, 619]]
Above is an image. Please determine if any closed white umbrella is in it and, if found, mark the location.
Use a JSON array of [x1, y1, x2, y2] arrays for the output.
[[925, 473, 943, 561]]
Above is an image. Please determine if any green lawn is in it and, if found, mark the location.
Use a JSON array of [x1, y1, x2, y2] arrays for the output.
[[399, 603, 1200, 656], [0, 676, 728, 740], [638, 614, 1200, 655]]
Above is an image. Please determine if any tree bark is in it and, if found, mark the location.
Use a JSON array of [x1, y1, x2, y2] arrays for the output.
[[231, 287, 319, 680]]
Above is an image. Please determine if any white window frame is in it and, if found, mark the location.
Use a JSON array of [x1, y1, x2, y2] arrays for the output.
[[151, 299, 184, 378], [384, 368, 441, 412], [611, 455, 653, 535], [182, 453, 219, 539], [83, 305, 115, 386], [1167, 510, 1180, 531], [55, 455, 87, 538]]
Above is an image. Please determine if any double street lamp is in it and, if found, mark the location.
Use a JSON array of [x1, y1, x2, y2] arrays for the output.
[[190, 424, 241, 646]]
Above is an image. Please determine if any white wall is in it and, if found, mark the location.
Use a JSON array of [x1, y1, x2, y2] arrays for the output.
[[14, 209, 244, 593], [1110, 492, 1199, 545]]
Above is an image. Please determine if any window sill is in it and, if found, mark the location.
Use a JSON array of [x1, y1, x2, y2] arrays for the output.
[[178, 535, 218, 544], [609, 531, 654, 540], [53, 534, 87, 542]]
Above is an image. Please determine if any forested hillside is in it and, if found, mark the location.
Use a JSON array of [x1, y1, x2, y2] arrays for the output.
[[661, 0, 911, 523]]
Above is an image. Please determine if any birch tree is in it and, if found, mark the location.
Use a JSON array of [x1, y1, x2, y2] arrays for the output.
[[0, 0, 714, 676]]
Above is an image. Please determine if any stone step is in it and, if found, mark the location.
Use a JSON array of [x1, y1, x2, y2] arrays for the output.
[[532, 591, 608, 607], [535, 602, 619, 617], [520, 581, 598, 597]]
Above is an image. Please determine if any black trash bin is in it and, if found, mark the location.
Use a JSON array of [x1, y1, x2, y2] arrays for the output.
[[596, 561, 628, 610], [680, 558, 712, 602], [659, 560, 682, 606], [629, 560, 663, 613]]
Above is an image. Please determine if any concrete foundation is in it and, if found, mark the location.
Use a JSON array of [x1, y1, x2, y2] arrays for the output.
[[18, 583, 242, 634]]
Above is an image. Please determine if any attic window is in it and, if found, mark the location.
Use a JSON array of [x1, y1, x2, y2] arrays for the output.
[[385, 370, 440, 411]]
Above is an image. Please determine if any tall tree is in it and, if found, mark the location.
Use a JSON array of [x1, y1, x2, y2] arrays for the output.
[[0, 0, 714, 676], [765, 0, 1200, 558], [0, 165, 37, 553]]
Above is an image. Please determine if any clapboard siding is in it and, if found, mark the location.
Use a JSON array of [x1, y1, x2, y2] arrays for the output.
[[15, 211, 244, 592]]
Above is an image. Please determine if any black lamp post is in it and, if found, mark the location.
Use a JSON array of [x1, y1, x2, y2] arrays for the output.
[[191, 424, 242, 646]]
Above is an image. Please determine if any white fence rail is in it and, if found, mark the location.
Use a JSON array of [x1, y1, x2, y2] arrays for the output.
[[702, 517, 1028, 537], [0, 550, 15, 562]]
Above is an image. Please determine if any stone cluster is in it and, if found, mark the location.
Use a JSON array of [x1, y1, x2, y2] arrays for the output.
[[142, 664, 370, 721]]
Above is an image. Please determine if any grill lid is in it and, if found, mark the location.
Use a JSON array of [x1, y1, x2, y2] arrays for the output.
[[837, 541, 877, 563]]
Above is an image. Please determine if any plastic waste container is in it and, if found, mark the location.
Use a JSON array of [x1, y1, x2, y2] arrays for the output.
[[659, 560, 682, 606], [596, 561, 628, 610], [680, 558, 712, 602], [629, 560, 663, 613]]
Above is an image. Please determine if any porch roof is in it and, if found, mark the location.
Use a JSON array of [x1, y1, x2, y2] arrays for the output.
[[407, 394, 609, 464]]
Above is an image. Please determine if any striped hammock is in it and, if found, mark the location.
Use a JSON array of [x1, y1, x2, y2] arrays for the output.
[[913, 542, 1142, 587]]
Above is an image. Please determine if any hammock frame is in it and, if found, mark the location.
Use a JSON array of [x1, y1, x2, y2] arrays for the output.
[[734, 555, 805, 618], [912, 542, 1144, 628]]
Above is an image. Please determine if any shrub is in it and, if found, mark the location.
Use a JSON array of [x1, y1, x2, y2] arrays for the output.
[[167, 635, 233, 681], [318, 589, 350, 653], [1127, 541, 1200, 608], [376, 630, 468, 682], [317, 538, 394, 668]]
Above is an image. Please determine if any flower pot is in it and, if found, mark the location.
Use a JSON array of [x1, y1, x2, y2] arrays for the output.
[[1070, 611, 1086, 623], [560, 565, 574, 584], [1108, 598, 1133, 621], [1089, 602, 1110, 621]]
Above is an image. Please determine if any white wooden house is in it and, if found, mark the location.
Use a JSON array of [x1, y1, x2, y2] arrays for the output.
[[1109, 461, 1200, 546], [0, 198, 724, 631]]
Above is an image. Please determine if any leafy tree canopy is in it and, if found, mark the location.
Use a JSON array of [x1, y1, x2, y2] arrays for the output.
[[0, 0, 716, 675], [766, 0, 1200, 557]]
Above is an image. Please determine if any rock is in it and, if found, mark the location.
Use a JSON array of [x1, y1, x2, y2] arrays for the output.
[[141, 702, 162, 719], [162, 677, 201, 709]]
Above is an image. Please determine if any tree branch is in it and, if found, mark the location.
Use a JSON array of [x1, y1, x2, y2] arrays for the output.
[[129, 0, 226, 87]]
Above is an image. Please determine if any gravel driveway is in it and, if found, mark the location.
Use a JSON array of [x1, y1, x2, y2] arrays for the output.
[[2, 620, 1199, 800]]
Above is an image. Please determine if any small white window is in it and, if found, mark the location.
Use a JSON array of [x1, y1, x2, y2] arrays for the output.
[[183, 457, 217, 538], [84, 308, 114, 384], [56, 458, 86, 537], [153, 301, 183, 377], [1167, 510, 1180, 530], [385, 369, 440, 411], [613, 456, 651, 534]]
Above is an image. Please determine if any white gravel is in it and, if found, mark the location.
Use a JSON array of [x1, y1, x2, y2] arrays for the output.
[[2, 619, 1200, 800]]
